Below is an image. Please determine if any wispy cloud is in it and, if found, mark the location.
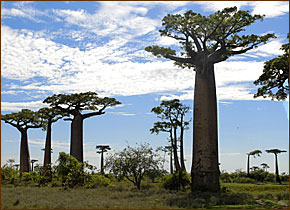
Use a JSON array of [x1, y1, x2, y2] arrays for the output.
[[1, 101, 47, 111]]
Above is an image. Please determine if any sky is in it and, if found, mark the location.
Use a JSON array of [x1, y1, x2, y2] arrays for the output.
[[1, 1, 289, 174]]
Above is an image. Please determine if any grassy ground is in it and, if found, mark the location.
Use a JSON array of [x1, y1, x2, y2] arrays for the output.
[[1, 182, 289, 209]]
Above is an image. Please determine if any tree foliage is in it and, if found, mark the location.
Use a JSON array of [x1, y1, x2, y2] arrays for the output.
[[145, 6, 275, 69], [254, 34, 289, 100], [105, 143, 163, 189], [43, 91, 121, 118]]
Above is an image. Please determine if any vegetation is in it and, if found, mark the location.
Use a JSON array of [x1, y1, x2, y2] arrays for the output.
[[96, 145, 111, 175], [254, 34, 289, 100], [265, 149, 287, 184], [150, 99, 190, 172], [145, 6, 275, 192], [105, 143, 163, 190], [43, 91, 121, 162], [247, 150, 262, 177], [1, 109, 45, 175]]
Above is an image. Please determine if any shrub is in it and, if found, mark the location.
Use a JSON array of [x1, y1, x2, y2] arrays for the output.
[[85, 174, 112, 188], [232, 177, 256, 183], [54, 152, 86, 188], [162, 171, 190, 191], [220, 172, 233, 183], [1, 165, 19, 184]]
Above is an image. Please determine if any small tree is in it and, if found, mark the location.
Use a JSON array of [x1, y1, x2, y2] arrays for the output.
[[1, 109, 44, 175], [246, 150, 262, 177], [44, 92, 121, 162], [265, 149, 287, 184], [151, 99, 190, 172], [105, 143, 163, 190], [254, 34, 289, 100], [30, 159, 38, 171], [96, 145, 111, 175], [260, 163, 270, 172]]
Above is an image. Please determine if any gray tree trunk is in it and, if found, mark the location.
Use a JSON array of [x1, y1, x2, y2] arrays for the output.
[[70, 114, 84, 162], [172, 127, 181, 172], [20, 129, 31, 176], [100, 151, 104, 175], [191, 64, 220, 192], [180, 116, 186, 171], [247, 155, 250, 177]]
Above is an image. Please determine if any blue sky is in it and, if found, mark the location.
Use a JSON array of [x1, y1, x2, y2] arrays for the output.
[[1, 1, 289, 173]]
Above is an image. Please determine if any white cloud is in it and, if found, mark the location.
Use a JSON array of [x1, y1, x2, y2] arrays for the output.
[[1, 101, 47, 111], [195, 1, 289, 18], [250, 1, 289, 18]]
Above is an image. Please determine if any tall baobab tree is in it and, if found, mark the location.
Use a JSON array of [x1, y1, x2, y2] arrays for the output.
[[265, 149, 287, 184], [145, 7, 275, 191], [44, 92, 121, 162], [39, 107, 67, 173], [247, 150, 262, 177], [1, 109, 44, 175], [96, 145, 111, 175], [164, 145, 173, 174]]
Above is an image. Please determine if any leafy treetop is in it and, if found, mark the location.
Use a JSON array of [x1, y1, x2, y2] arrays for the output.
[[96, 145, 111, 153], [254, 34, 289, 100], [145, 6, 275, 69], [247, 150, 262, 157], [265, 149, 287, 155], [43, 92, 121, 118], [1, 109, 44, 130]]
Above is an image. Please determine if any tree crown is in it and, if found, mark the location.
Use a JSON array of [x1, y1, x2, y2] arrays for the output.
[[43, 91, 121, 116], [1, 109, 44, 130], [247, 149, 262, 157], [145, 6, 275, 69], [265, 149, 287, 155]]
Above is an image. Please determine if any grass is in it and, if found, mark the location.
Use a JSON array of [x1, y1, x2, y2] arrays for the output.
[[1, 182, 289, 209]]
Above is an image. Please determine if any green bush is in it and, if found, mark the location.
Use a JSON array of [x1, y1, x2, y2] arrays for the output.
[[85, 174, 112, 188], [1, 165, 19, 184], [232, 176, 256, 183], [220, 172, 233, 183], [54, 152, 87, 188], [162, 171, 190, 191]]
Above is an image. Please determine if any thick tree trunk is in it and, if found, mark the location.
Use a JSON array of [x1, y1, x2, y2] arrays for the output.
[[20, 129, 31, 176], [274, 154, 281, 184], [100, 151, 104, 175], [70, 114, 84, 162], [247, 155, 250, 177], [43, 121, 52, 173], [180, 117, 186, 171], [191, 64, 220, 192]]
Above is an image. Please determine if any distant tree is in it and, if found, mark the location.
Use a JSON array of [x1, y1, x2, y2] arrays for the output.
[[43, 92, 121, 162], [254, 34, 289, 100], [265, 149, 287, 184], [30, 159, 38, 171], [105, 143, 163, 190], [247, 150, 262, 177], [150, 99, 190, 172], [39, 107, 67, 173], [96, 145, 111, 175], [1, 109, 44, 175], [145, 6, 275, 192], [260, 163, 270, 172]]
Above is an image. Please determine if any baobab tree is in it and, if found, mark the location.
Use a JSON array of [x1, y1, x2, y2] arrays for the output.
[[260, 163, 270, 172], [145, 7, 275, 191], [150, 99, 190, 172], [39, 107, 67, 173], [44, 92, 121, 162], [96, 145, 111, 175], [1, 109, 44, 175], [246, 150, 262, 177], [265, 149, 287, 184], [30, 159, 38, 171], [164, 145, 173, 174]]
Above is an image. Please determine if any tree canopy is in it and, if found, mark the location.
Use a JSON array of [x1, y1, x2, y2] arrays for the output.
[[254, 34, 289, 100], [145, 6, 275, 69], [43, 91, 121, 118]]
